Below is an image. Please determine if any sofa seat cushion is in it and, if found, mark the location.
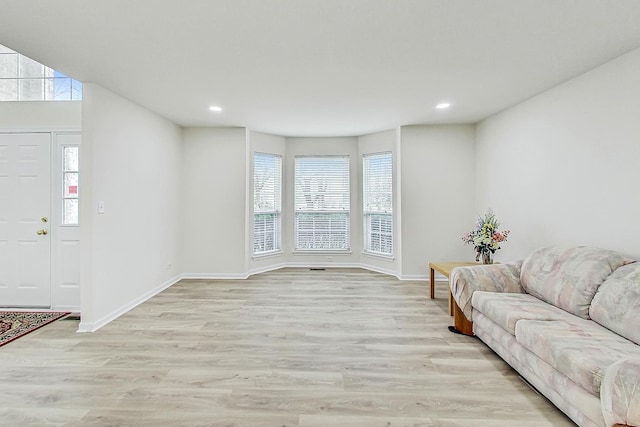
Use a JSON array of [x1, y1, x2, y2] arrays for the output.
[[590, 262, 640, 345], [520, 246, 634, 319], [471, 291, 575, 335], [515, 318, 640, 397], [601, 358, 640, 427]]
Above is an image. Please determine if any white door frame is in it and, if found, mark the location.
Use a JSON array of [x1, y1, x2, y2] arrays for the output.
[[52, 132, 81, 311], [0, 129, 81, 311]]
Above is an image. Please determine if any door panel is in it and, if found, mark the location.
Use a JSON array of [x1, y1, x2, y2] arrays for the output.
[[0, 133, 51, 307]]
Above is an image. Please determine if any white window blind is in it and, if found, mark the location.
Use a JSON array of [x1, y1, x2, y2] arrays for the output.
[[294, 156, 350, 251], [253, 153, 282, 255], [363, 152, 393, 255]]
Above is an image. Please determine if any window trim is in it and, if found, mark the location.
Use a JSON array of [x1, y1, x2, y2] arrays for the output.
[[0, 44, 83, 101], [61, 144, 80, 227], [362, 151, 393, 256], [252, 152, 282, 256], [294, 155, 351, 252]]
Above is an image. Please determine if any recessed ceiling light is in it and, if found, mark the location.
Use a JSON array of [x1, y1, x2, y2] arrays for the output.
[[436, 103, 451, 110], [209, 105, 223, 112]]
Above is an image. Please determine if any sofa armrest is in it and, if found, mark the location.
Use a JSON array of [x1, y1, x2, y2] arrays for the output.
[[601, 358, 640, 427], [449, 261, 524, 321]]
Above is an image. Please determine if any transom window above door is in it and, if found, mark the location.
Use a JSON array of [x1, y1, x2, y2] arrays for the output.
[[0, 44, 82, 101]]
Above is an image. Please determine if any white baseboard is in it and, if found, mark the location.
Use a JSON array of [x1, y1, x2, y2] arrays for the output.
[[247, 262, 290, 277], [203, 262, 406, 279], [77, 274, 182, 333], [180, 272, 249, 280], [247, 262, 403, 279], [359, 263, 401, 280], [282, 261, 363, 269]]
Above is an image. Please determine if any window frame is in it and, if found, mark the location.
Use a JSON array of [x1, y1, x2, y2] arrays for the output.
[[294, 155, 351, 253], [0, 44, 82, 101], [362, 151, 393, 257], [252, 152, 283, 257], [61, 144, 80, 226]]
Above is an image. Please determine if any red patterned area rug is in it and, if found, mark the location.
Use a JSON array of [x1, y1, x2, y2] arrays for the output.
[[0, 311, 70, 348]]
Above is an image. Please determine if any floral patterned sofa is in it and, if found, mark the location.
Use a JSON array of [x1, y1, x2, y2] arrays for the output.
[[449, 246, 640, 427]]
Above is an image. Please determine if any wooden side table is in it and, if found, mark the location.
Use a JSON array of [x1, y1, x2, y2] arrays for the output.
[[428, 261, 480, 336]]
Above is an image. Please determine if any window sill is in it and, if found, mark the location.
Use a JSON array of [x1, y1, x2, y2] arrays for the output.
[[252, 250, 283, 260], [363, 251, 395, 261]]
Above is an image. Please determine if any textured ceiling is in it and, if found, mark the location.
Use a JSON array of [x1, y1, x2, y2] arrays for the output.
[[2, 0, 640, 136]]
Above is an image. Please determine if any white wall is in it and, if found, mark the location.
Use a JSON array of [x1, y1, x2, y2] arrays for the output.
[[283, 136, 361, 267], [243, 128, 476, 279], [400, 125, 476, 278], [80, 84, 182, 331], [358, 129, 399, 276], [0, 101, 81, 131], [247, 131, 403, 277], [476, 47, 640, 261], [6, 45, 640, 328], [248, 131, 287, 274], [181, 127, 248, 277]]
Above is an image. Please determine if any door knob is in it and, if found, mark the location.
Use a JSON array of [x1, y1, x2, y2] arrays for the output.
[[36, 229, 48, 235]]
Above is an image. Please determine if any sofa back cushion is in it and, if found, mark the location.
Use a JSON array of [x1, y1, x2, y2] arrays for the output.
[[520, 246, 633, 319], [590, 262, 640, 344]]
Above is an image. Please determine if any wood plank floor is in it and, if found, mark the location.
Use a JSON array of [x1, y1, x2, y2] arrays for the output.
[[0, 268, 575, 426]]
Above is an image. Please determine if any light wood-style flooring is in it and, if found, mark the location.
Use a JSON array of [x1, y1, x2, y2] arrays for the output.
[[0, 268, 575, 426]]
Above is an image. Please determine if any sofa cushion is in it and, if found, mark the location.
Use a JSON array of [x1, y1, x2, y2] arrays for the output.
[[601, 358, 640, 427], [590, 262, 640, 345], [520, 246, 634, 319], [515, 318, 640, 397], [472, 291, 575, 335], [449, 262, 525, 321]]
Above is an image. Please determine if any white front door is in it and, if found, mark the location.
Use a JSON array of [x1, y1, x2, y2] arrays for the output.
[[0, 133, 52, 307]]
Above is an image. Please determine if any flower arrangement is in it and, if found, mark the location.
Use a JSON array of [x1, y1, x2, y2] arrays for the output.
[[462, 209, 510, 264]]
